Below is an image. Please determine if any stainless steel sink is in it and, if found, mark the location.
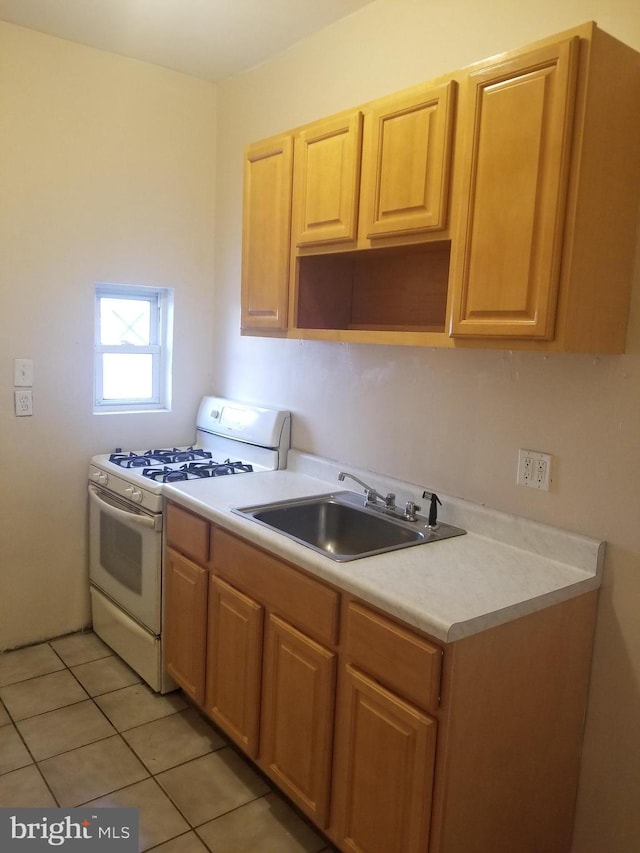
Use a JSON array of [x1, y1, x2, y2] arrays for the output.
[[232, 491, 465, 562]]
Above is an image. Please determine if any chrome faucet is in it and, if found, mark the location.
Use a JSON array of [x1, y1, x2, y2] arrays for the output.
[[338, 471, 396, 508], [338, 471, 421, 521]]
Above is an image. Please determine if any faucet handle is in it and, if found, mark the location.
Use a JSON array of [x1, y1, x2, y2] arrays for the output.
[[404, 500, 421, 521]]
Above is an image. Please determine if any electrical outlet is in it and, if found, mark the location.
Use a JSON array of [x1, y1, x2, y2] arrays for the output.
[[14, 389, 33, 416], [517, 449, 552, 491]]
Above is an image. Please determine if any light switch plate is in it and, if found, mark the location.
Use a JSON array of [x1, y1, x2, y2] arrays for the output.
[[14, 358, 34, 387]]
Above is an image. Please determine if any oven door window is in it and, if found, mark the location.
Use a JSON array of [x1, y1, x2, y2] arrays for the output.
[[100, 513, 143, 594]]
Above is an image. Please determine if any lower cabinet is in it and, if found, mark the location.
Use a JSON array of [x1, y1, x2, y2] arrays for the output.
[[164, 502, 598, 853], [331, 665, 437, 853], [164, 548, 207, 705], [205, 575, 263, 758], [260, 614, 336, 826]]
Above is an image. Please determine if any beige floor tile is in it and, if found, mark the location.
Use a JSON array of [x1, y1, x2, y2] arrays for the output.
[[122, 707, 226, 774], [95, 684, 187, 732], [0, 670, 88, 721], [0, 765, 57, 807], [38, 734, 148, 806], [150, 832, 209, 853], [17, 699, 116, 760], [50, 632, 113, 667], [156, 747, 269, 827], [86, 777, 189, 851], [0, 724, 33, 774], [196, 792, 328, 853], [0, 701, 10, 726], [71, 656, 140, 697], [0, 643, 65, 687]]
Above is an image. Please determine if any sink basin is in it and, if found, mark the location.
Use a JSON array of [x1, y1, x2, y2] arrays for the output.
[[232, 491, 465, 562]]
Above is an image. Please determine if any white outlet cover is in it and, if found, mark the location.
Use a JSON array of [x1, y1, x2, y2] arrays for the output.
[[14, 388, 33, 416], [517, 449, 552, 491]]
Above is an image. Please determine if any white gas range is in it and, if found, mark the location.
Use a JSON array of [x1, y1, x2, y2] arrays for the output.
[[88, 396, 290, 692]]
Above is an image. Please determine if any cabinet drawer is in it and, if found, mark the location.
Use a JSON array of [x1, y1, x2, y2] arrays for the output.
[[212, 528, 339, 646], [345, 601, 442, 713], [166, 503, 210, 565]]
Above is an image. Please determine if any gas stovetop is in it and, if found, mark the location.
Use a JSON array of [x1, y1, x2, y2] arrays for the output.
[[89, 395, 292, 513], [108, 447, 253, 482]]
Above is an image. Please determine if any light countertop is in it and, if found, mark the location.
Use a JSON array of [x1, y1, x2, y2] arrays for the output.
[[163, 451, 604, 643]]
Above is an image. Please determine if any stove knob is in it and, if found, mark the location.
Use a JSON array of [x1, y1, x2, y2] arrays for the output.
[[92, 471, 109, 486], [125, 486, 143, 503]]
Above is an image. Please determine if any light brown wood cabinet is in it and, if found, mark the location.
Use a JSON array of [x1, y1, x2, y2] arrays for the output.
[[289, 80, 456, 338], [164, 503, 339, 824], [240, 23, 640, 351], [261, 614, 336, 826], [292, 79, 455, 252], [358, 80, 455, 243], [331, 602, 441, 853], [205, 575, 263, 757], [164, 548, 208, 705], [163, 501, 598, 853], [332, 665, 437, 853], [292, 110, 363, 248], [164, 504, 210, 703], [240, 133, 293, 333], [450, 37, 579, 340]]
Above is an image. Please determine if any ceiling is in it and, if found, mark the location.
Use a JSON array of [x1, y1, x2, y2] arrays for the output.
[[0, 0, 374, 81]]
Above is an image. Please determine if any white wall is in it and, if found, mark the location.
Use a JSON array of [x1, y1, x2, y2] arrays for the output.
[[0, 22, 218, 648], [213, 2, 640, 851]]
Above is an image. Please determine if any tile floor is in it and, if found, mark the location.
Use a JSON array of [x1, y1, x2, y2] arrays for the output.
[[0, 632, 337, 852]]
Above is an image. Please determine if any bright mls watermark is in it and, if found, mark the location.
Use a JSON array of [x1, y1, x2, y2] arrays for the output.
[[0, 809, 138, 851]]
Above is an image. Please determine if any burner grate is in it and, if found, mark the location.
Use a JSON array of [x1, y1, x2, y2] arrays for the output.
[[142, 459, 254, 483], [109, 447, 213, 468]]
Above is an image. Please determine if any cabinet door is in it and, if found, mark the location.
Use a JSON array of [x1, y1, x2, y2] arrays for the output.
[[205, 576, 263, 757], [331, 665, 437, 853], [451, 37, 579, 339], [260, 614, 336, 827], [359, 80, 456, 240], [241, 134, 293, 332], [293, 111, 363, 247], [164, 549, 208, 704]]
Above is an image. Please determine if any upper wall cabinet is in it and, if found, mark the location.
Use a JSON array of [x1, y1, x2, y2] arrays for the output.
[[449, 23, 640, 351], [292, 80, 456, 252], [450, 39, 579, 340], [449, 24, 640, 352], [241, 134, 293, 333], [240, 23, 640, 352], [359, 80, 456, 242], [293, 111, 363, 247]]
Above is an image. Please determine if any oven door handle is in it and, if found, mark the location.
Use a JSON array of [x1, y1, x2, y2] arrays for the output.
[[88, 485, 161, 532]]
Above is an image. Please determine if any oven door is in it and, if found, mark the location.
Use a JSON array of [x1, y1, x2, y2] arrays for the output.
[[88, 484, 162, 634]]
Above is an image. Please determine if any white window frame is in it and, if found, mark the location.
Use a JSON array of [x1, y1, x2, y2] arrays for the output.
[[94, 283, 173, 414]]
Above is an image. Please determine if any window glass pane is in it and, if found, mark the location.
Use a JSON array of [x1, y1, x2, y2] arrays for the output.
[[102, 353, 153, 400], [100, 298, 151, 346]]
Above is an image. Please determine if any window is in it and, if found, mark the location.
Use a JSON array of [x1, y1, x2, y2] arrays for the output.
[[94, 283, 173, 413]]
